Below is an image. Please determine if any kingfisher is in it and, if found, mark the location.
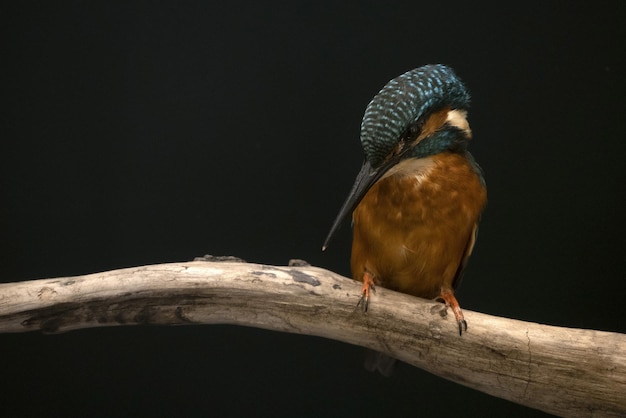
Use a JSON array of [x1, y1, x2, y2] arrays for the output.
[[323, 64, 487, 348]]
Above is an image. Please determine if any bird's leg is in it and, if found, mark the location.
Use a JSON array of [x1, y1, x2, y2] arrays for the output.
[[437, 288, 467, 336], [356, 270, 376, 312]]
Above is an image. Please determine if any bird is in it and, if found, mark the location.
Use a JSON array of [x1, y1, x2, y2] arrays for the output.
[[322, 64, 487, 374]]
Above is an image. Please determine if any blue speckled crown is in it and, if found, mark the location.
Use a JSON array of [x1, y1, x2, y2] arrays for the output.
[[360, 64, 470, 167]]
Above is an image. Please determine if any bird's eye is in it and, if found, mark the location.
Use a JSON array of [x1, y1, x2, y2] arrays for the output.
[[402, 119, 424, 144], [408, 123, 421, 137]]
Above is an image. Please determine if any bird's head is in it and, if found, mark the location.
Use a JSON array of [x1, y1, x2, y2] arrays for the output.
[[361, 64, 471, 168], [323, 64, 472, 251]]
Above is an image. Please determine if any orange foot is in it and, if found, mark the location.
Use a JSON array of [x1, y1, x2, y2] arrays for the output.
[[356, 270, 376, 312], [438, 288, 467, 336]]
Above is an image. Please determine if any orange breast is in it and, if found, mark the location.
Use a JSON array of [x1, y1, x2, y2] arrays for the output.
[[351, 152, 487, 299]]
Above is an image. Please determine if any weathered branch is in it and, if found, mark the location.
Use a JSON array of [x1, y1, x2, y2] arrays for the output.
[[1, 261, 624, 416]]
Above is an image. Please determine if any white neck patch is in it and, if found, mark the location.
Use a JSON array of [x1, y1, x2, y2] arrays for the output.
[[446, 109, 471, 137], [381, 156, 436, 182]]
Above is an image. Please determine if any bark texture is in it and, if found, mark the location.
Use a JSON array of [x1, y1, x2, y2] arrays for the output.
[[1, 261, 624, 417]]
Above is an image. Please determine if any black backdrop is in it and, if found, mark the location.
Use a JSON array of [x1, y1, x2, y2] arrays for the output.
[[2, 2, 625, 417]]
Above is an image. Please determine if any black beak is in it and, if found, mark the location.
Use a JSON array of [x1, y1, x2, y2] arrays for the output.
[[322, 157, 399, 251]]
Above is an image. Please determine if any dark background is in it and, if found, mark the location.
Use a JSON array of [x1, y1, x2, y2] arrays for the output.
[[2, 2, 624, 417]]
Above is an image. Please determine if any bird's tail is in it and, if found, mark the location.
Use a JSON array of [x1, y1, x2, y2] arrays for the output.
[[363, 349, 397, 377]]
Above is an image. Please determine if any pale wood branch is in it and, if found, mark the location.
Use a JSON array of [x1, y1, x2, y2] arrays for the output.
[[1, 261, 624, 417]]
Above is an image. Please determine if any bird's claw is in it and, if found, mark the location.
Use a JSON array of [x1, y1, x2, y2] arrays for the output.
[[356, 293, 368, 312], [438, 288, 467, 336], [458, 319, 468, 336], [357, 271, 376, 312]]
